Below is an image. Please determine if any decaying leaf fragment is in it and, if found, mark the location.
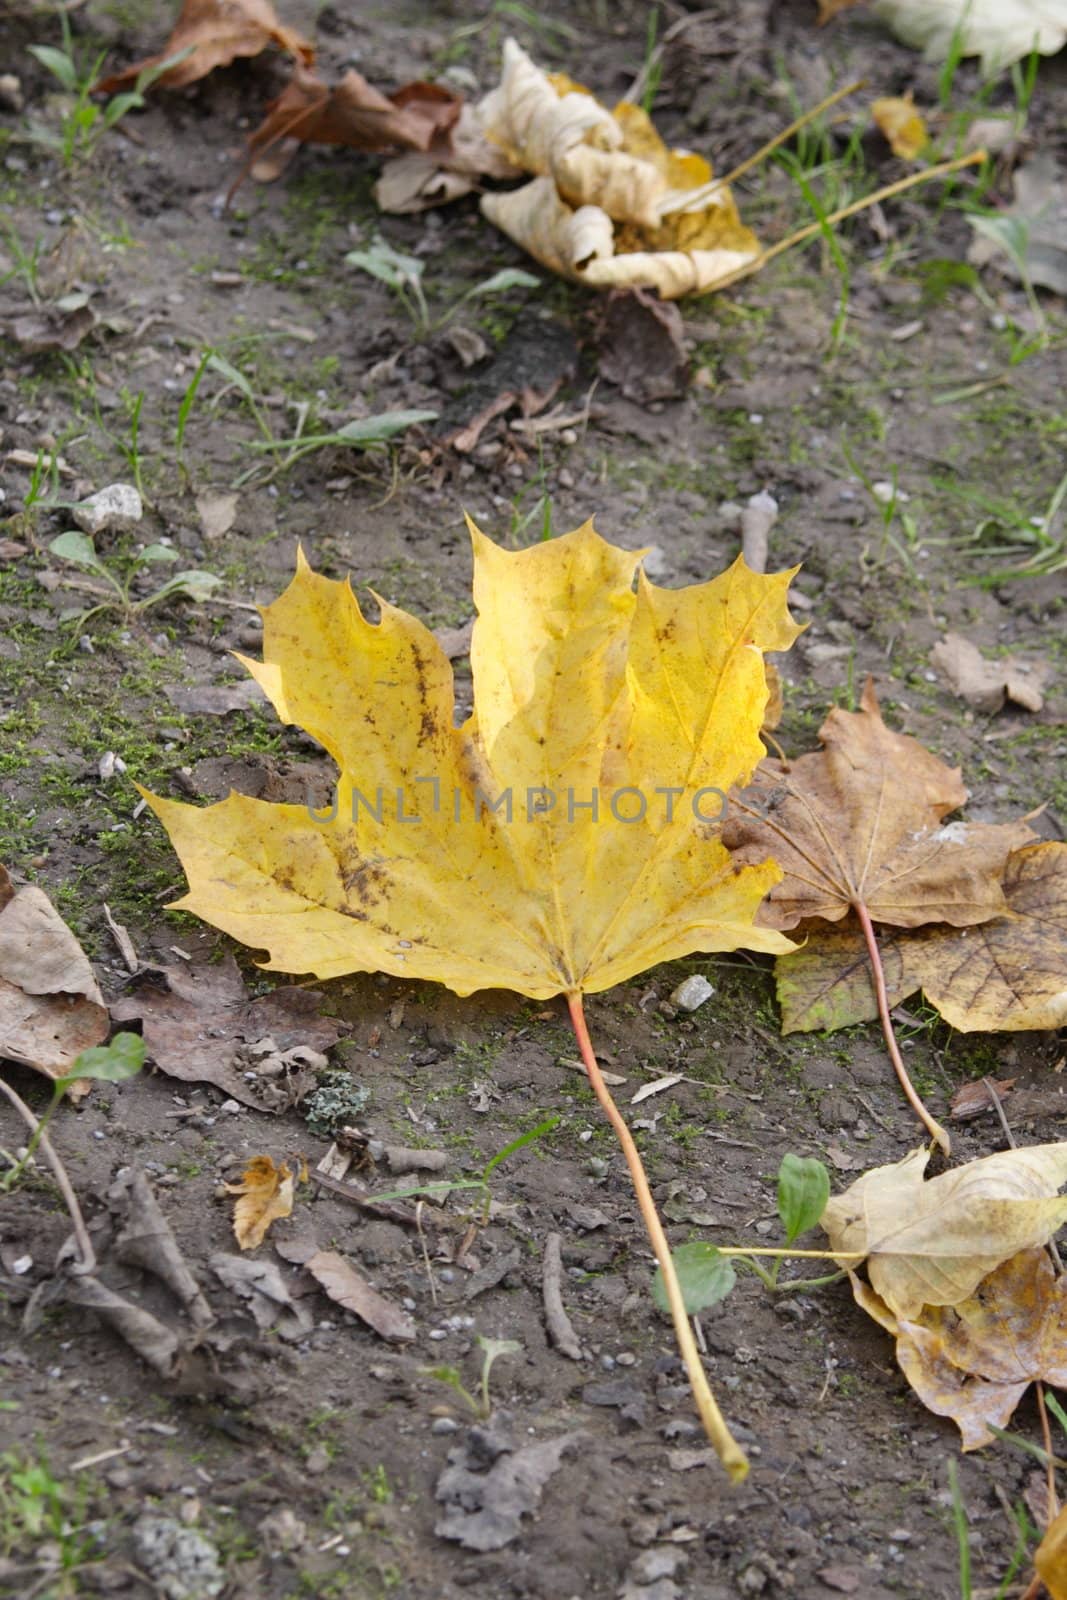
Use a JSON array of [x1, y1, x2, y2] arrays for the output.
[[775, 841, 1067, 1034], [0, 864, 109, 1079], [225, 1155, 297, 1249], [894, 1248, 1067, 1449], [871, 94, 928, 160], [931, 631, 1051, 713], [110, 954, 342, 1110], [275, 1240, 415, 1342], [476, 40, 759, 298], [144, 521, 799, 997], [95, 0, 314, 94], [821, 1143, 1067, 1320]]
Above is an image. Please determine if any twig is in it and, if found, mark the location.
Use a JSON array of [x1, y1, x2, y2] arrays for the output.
[[542, 1232, 582, 1360], [707, 152, 987, 297], [568, 992, 748, 1481], [415, 1200, 438, 1308], [0, 1077, 96, 1274], [308, 1167, 420, 1227], [1037, 1382, 1061, 1527], [853, 902, 950, 1155], [981, 1075, 1016, 1149]]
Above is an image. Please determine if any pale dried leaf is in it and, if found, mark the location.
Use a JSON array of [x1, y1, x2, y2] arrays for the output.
[[822, 1143, 1067, 1318], [0, 864, 108, 1078], [932, 631, 1050, 713], [302, 1247, 415, 1341]]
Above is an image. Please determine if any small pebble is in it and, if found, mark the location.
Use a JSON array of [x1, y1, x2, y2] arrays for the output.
[[428, 1328, 448, 1342], [670, 975, 713, 1012], [431, 1417, 460, 1435]]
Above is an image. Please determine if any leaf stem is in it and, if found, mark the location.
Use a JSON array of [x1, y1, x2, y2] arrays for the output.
[[852, 900, 951, 1155], [0, 1077, 96, 1273], [567, 992, 748, 1482]]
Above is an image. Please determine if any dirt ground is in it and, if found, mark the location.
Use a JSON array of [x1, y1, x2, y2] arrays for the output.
[[2, 1, 1067, 1597]]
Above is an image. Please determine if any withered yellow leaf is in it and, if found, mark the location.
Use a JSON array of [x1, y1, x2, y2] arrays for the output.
[[475, 39, 760, 297], [144, 520, 799, 998], [1037, 1503, 1067, 1600], [871, 94, 929, 160], [893, 1247, 1067, 1449], [225, 1155, 295, 1250], [773, 842, 1067, 1034], [724, 679, 1036, 931], [821, 1143, 1067, 1319]]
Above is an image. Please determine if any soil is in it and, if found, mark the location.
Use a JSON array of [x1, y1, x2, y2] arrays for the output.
[[2, 2, 1066, 1598]]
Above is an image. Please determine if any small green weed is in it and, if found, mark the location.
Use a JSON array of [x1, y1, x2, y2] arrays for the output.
[[47, 528, 222, 625]]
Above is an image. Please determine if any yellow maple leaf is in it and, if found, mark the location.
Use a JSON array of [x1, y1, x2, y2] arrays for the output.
[[145, 520, 797, 997], [146, 516, 801, 1478], [225, 1155, 296, 1250]]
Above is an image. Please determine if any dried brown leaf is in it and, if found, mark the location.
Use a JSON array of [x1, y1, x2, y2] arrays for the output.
[[301, 1247, 415, 1341], [0, 864, 108, 1079], [723, 679, 1036, 931], [246, 66, 459, 166], [776, 842, 1067, 1034], [110, 954, 341, 1109], [95, 0, 314, 94]]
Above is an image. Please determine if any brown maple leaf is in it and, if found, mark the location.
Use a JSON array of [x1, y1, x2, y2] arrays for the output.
[[722, 679, 1036, 1150]]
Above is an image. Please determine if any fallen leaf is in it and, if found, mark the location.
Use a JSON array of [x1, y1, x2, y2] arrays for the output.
[[0, 864, 108, 1078], [195, 491, 239, 542], [7, 302, 95, 353], [932, 631, 1051, 713], [245, 66, 459, 169], [1036, 1502, 1067, 1599], [110, 954, 341, 1109], [111, 1169, 214, 1329], [871, 93, 928, 160], [276, 1241, 415, 1341], [821, 1143, 1067, 1319], [143, 521, 799, 996], [375, 102, 522, 214], [893, 1248, 1067, 1449], [475, 40, 759, 298], [723, 679, 1035, 931], [210, 1251, 313, 1336], [95, 0, 314, 94], [871, 0, 1067, 77], [225, 1155, 296, 1249], [775, 842, 1067, 1034], [968, 154, 1067, 297], [63, 1276, 185, 1376], [434, 1425, 582, 1549], [949, 1077, 1017, 1120], [597, 288, 689, 403]]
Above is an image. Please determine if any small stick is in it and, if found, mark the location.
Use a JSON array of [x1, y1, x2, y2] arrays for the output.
[[568, 992, 748, 1481], [542, 1232, 582, 1360], [1037, 1382, 1060, 1528], [708, 151, 987, 296], [309, 1167, 420, 1228], [0, 1077, 96, 1274]]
